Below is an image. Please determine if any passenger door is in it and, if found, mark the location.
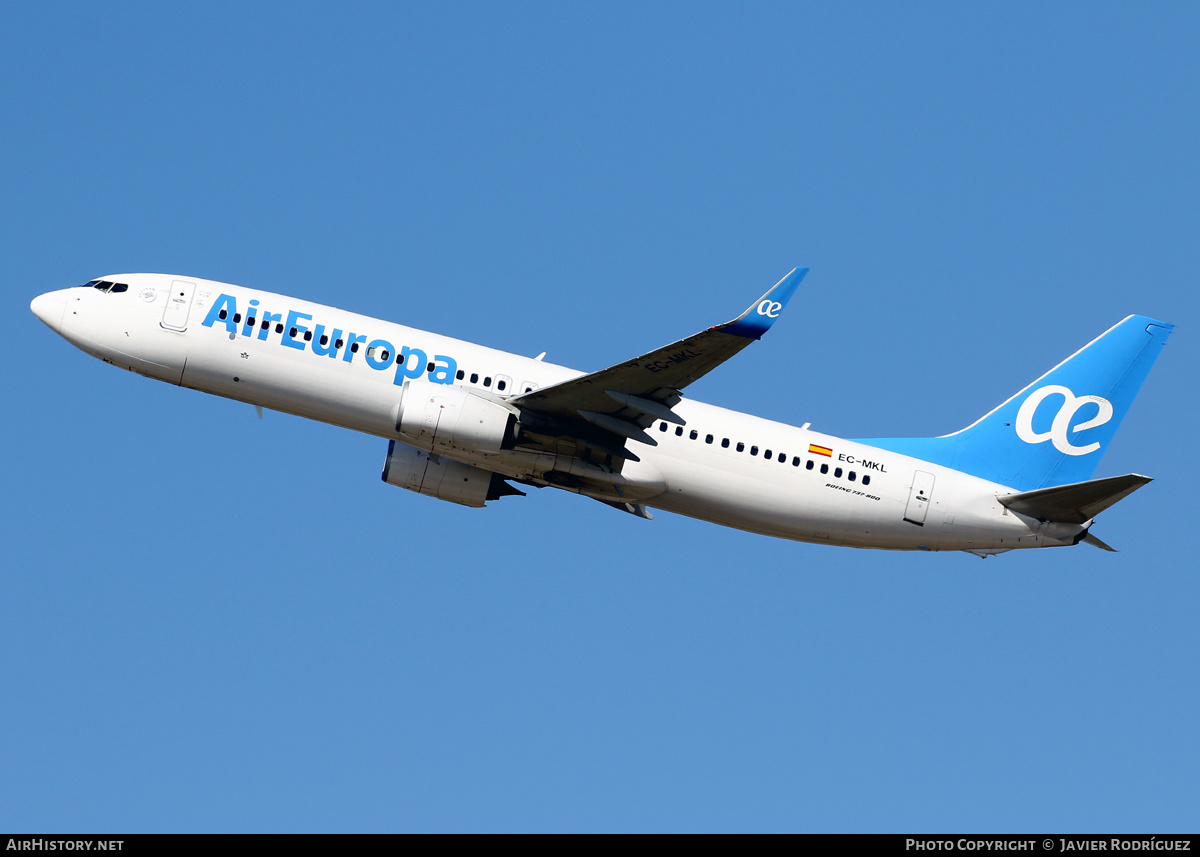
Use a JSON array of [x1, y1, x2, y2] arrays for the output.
[[161, 279, 196, 331], [904, 471, 936, 526]]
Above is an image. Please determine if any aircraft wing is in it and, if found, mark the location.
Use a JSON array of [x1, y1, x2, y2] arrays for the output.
[[510, 268, 807, 455]]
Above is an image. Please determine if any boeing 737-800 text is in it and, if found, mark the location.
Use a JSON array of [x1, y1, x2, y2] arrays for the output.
[[30, 270, 1172, 556]]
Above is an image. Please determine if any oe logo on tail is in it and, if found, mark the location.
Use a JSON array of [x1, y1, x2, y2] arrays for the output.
[[1015, 385, 1113, 456]]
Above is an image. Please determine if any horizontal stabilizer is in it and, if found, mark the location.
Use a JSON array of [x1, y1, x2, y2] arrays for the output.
[[1082, 532, 1117, 552], [597, 499, 654, 519], [998, 473, 1151, 524]]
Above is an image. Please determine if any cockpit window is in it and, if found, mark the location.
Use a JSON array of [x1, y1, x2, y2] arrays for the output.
[[83, 280, 129, 293]]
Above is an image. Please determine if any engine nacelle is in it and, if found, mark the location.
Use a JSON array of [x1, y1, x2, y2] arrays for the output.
[[394, 381, 517, 453], [381, 440, 524, 507]]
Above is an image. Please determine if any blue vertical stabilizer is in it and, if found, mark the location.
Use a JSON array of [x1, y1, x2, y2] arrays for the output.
[[857, 316, 1173, 490]]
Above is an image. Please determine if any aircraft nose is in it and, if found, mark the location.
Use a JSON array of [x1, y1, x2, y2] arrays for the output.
[[31, 290, 68, 333]]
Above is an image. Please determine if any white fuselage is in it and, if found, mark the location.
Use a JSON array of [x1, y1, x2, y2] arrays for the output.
[[35, 274, 1077, 553]]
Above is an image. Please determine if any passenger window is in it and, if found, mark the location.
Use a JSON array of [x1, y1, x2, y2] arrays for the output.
[[247, 316, 256, 326], [233, 313, 242, 323], [721, 438, 730, 448], [689, 430, 698, 440], [276, 324, 284, 334], [849, 471, 857, 482], [335, 339, 343, 348], [319, 334, 328, 346], [219, 309, 228, 320], [792, 456, 800, 466], [820, 463, 829, 474], [675, 426, 683, 437], [483, 376, 492, 387], [470, 373, 479, 384], [750, 446, 758, 456], [350, 342, 360, 353], [862, 475, 871, 486], [290, 327, 298, 337], [834, 467, 842, 478], [659, 423, 668, 432], [705, 434, 713, 444], [778, 452, 786, 463], [261, 320, 269, 330], [303, 331, 313, 342], [456, 370, 465, 380], [497, 380, 507, 391], [381, 349, 390, 361], [806, 460, 814, 470], [764, 449, 772, 459], [736, 442, 745, 452]]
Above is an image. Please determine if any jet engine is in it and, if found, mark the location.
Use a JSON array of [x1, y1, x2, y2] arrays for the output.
[[381, 440, 524, 507], [394, 381, 518, 453]]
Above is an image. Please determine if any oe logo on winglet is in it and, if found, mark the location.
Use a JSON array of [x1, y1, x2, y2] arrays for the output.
[[756, 299, 783, 318], [1015, 385, 1113, 456]]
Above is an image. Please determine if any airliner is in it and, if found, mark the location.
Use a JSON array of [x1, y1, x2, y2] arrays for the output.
[[29, 269, 1172, 556]]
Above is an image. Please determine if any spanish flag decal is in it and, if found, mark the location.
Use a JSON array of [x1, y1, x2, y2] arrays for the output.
[[808, 444, 833, 457]]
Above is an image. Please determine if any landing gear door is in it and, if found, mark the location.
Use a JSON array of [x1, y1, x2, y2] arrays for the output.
[[161, 279, 196, 331], [904, 470, 936, 526]]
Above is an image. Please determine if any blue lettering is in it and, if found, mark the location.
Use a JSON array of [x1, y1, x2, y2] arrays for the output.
[[257, 310, 281, 341], [312, 325, 342, 358], [365, 339, 396, 370], [282, 310, 313, 351], [242, 299, 260, 337], [207, 299, 463, 388], [393, 346, 427, 383], [202, 294, 238, 333], [430, 355, 457, 385], [342, 333, 366, 363]]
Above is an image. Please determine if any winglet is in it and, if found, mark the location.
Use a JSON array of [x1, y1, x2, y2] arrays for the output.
[[719, 267, 808, 340]]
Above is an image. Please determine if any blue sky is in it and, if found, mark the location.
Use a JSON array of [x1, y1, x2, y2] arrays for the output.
[[3, 1, 1197, 832]]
